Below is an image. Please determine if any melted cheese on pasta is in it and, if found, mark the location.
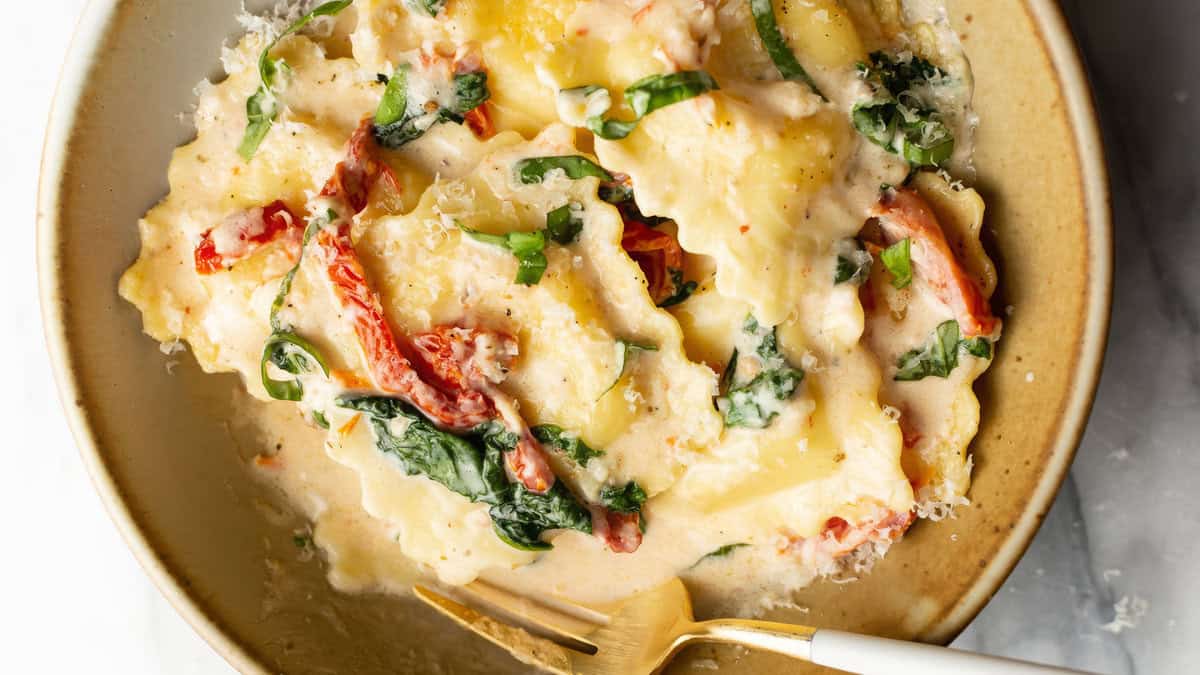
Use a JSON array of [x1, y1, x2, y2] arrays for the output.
[[120, 0, 995, 614]]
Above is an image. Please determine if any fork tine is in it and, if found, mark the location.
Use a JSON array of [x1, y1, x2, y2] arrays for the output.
[[414, 585, 576, 675], [461, 580, 608, 645]]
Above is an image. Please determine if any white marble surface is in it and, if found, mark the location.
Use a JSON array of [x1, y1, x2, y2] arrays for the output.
[[5, 1, 1195, 673]]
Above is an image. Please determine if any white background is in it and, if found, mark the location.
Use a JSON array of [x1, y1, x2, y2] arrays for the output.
[[9, 2, 1196, 673], [8, 1, 232, 672]]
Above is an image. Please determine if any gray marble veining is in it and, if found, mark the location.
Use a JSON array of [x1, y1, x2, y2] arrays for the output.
[[953, 2, 1200, 673]]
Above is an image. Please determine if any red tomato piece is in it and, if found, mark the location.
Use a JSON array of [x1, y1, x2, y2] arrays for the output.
[[194, 200, 301, 274], [870, 188, 998, 338]]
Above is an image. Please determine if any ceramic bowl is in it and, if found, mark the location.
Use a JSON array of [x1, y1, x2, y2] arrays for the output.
[[38, 1, 1111, 672]]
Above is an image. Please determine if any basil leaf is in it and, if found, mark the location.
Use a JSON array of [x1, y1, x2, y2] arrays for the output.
[[834, 239, 872, 285], [598, 181, 634, 204], [658, 268, 698, 307], [238, 0, 354, 160], [893, 320, 993, 381], [748, 0, 824, 99], [514, 250, 549, 286], [238, 89, 276, 160], [600, 339, 658, 397], [716, 317, 804, 428], [312, 410, 330, 429], [374, 64, 409, 127], [545, 203, 584, 244], [852, 51, 955, 167], [373, 68, 490, 149], [719, 369, 804, 428], [458, 223, 549, 286], [880, 238, 912, 289], [626, 71, 718, 117], [691, 543, 749, 567], [401, 0, 446, 18], [270, 209, 334, 331], [490, 483, 592, 550], [584, 71, 720, 141], [894, 320, 961, 381], [452, 71, 490, 117], [961, 336, 992, 359], [532, 425, 604, 466], [599, 481, 647, 514], [261, 330, 330, 401], [586, 116, 639, 141], [514, 155, 613, 184]]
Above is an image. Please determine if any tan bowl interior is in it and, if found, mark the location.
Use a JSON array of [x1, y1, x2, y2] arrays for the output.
[[38, 0, 1110, 672]]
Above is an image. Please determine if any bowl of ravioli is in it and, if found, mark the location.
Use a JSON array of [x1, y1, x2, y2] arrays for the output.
[[39, 0, 1109, 672]]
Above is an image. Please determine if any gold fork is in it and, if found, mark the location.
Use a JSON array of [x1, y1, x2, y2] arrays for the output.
[[415, 579, 1088, 674]]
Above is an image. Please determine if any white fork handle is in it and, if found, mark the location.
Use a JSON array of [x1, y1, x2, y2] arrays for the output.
[[810, 629, 1092, 675]]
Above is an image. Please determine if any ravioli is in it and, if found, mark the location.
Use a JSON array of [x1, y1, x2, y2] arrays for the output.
[[120, 0, 999, 614]]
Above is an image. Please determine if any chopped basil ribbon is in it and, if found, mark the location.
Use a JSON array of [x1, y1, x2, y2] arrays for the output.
[[601, 339, 658, 397], [834, 239, 872, 285], [659, 269, 698, 307], [582, 71, 720, 140], [716, 316, 804, 428], [514, 155, 614, 184], [691, 543, 750, 567], [261, 209, 337, 403], [401, 0, 446, 18], [338, 396, 593, 550], [545, 203, 584, 244], [261, 331, 330, 401], [372, 65, 490, 149], [532, 425, 604, 466], [894, 320, 992, 381], [880, 238, 913, 289], [269, 208, 338, 330], [238, 0, 354, 160], [458, 222, 548, 285], [748, 0, 824, 99], [599, 481, 647, 514], [852, 51, 955, 167]]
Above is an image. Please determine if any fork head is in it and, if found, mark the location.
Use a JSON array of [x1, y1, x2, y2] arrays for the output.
[[414, 579, 700, 675]]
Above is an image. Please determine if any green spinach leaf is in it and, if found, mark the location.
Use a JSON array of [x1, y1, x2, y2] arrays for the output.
[[748, 0, 823, 99], [490, 483, 593, 550], [532, 425, 604, 466], [340, 396, 593, 550], [658, 268, 698, 307], [238, 0, 354, 160], [599, 482, 647, 514]]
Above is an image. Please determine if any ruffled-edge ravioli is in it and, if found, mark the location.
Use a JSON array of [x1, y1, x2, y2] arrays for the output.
[[863, 172, 996, 508], [319, 124, 723, 584]]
